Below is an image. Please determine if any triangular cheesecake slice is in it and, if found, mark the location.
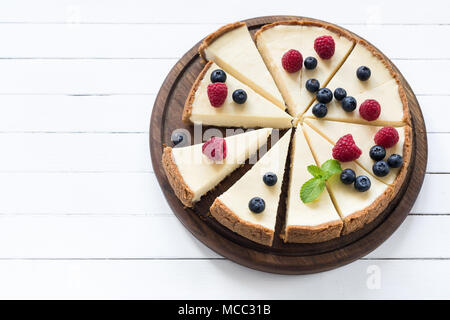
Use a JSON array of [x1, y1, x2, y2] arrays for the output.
[[255, 21, 355, 117], [162, 128, 272, 207], [283, 126, 343, 243], [303, 123, 393, 235], [199, 22, 285, 109], [304, 118, 412, 187], [304, 79, 410, 126], [210, 129, 292, 246], [182, 61, 293, 128]]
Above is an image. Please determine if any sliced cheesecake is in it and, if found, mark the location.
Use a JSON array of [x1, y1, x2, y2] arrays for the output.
[[255, 21, 355, 117], [304, 79, 410, 126], [304, 118, 412, 187], [199, 22, 285, 109], [303, 123, 393, 234], [210, 129, 292, 246], [162, 128, 272, 207], [182, 61, 293, 128], [283, 126, 343, 243]]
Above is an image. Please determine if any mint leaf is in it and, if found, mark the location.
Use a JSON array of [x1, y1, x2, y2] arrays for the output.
[[307, 165, 324, 179], [300, 178, 326, 203], [321, 159, 342, 180]]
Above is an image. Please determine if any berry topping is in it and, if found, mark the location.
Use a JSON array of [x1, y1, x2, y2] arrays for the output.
[[232, 89, 247, 104], [387, 154, 403, 168], [312, 103, 328, 118], [306, 78, 320, 93], [210, 69, 227, 83], [373, 160, 390, 177], [314, 35, 335, 59], [304, 56, 318, 70], [171, 131, 188, 147], [354, 175, 371, 192], [341, 96, 357, 112], [332, 134, 362, 162], [334, 88, 347, 101], [207, 82, 227, 107], [282, 49, 303, 73], [359, 99, 381, 121], [369, 145, 386, 161], [249, 197, 265, 213], [263, 172, 278, 186], [374, 127, 399, 148], [357, 66, 371, 81], [202, 137, 227, 162], [340, 168, 356, 185], [316, 88, 333, 104]]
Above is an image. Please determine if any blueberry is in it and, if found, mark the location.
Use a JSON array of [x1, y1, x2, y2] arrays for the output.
[[304, 56, 318, 70], [369, 145, 386, 161], [387, 154, 403, 168], [312, 103, 328, 118], [341, 96, 357, 112], [232, 89, 247, 104], [334, 88, 347, 101], [249, 197, 265, 213], [372, 160, 390, 177], [263, 172, 277, 186], [171, 131, 187, 147], [210, 69, 227, 83], [316, 88, 333, 104], [354, 175, 371, 192], [340, 168, 356, 185], [306, 79, 320, 93], [356, 66, 371, 81]]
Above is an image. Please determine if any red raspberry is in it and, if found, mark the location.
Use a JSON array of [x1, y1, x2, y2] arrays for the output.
[[374, 127, 399, 148], [359, 99, 381, 121], [202, 137, 227, 162], [207, 83, 227, 107], [282, 49, 303, 73], [314, 35, 335, 60], [332, 134, 362, 162]]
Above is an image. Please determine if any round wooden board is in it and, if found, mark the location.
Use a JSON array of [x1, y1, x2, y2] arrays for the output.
[[149, 16, 427, 274]]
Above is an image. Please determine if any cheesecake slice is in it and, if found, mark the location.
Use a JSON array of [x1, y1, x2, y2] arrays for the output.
[[283, 126, 343, 243], [210, 129, 292, 246], [304, 118, 412, 187], [255, 21, 355, 117], [162, 128, 272, 207], [199, 22, 285, 109], [304, 79, 410, 126], [182, 61, 293, 128], [303, 123, 393, 234]]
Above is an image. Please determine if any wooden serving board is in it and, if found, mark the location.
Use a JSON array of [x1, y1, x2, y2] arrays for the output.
[[149, 16, 427, 274]]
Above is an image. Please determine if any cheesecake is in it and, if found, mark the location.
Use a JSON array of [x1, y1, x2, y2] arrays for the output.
[[255, 21, 355, 117], [182, 61, 293, 128], [162, 128, 272, 207], [210, 129, 292, 246], [283, 126, 343, 243], [303, 123, 393, 234], [199, 22, 285, 109]]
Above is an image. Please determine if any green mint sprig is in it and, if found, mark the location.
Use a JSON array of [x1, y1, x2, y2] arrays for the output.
[[300, 159, 342, 203]]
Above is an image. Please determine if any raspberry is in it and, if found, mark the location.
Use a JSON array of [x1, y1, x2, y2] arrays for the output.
[[202, 137, 227, 162], [314, 35, 335, 59], [359, 99, 381, 121], [374, 127, 399, 148], [207, 83, 227, 107], [332, 134, 362, 162], [282, 49, 303, 73]]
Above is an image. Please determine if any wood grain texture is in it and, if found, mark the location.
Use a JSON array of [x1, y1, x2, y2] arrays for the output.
[[149, 16, 427, 274]]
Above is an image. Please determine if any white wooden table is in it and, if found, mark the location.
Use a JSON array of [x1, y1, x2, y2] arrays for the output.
[[0, 0, 447, 299]]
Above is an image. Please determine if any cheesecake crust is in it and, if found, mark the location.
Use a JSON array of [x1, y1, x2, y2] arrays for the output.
[[282, 220, 343, 243], [162, 146, 195, 208], [198, 22, 246, 62], [210, 198, 274, 246]]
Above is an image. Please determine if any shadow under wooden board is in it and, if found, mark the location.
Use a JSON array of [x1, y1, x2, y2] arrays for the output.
[[149, 16, 427, 274]]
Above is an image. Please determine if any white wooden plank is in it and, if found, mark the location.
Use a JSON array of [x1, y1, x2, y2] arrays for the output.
[[0, 0, 448, 25], [419, 96, 449, 133], [0, 24, 447, 59], [0, 259, 447, 299], [411, 174, 449, 214]]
